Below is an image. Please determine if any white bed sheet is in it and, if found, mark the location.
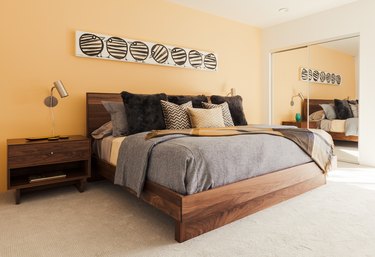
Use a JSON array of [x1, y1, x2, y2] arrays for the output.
[[100, 136, 126, 165], [319, 119, 346, 133]]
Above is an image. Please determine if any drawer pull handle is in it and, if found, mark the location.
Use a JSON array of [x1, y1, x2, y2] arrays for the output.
[[50, 152, 54, 155]]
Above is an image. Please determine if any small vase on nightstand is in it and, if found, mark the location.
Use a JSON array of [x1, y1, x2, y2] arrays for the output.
[[295, 113, 301, 122]]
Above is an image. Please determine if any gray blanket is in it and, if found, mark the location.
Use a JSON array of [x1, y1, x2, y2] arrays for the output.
[[114, 133, 184, 195], [345, 118, 358, 136], [114, 131, 321, 197]]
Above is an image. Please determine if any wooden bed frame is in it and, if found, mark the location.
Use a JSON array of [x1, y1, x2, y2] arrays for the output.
[[86, 92, 326, 242], [302, 99, 358, 142]]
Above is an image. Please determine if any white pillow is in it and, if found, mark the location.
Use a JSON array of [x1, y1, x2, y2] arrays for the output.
[[202, 102, 234, 127]]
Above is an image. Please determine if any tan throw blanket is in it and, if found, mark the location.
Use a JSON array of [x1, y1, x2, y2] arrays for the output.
[[146, 126, 334, 173]]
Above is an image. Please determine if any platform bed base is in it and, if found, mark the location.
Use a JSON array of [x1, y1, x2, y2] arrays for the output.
[[92, 157, 325, 242], [87, 93, 326, 242], [328, 132, 358, 142]]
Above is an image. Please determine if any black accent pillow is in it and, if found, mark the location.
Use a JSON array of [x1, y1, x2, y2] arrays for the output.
[[167, 95, 208, 108], [210, 95, 247, 125], [121, 91, 167, 135], [334, 99, 353, 119]]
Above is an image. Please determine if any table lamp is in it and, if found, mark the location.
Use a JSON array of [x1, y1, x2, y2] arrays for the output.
[[44, 80, 69, 139]]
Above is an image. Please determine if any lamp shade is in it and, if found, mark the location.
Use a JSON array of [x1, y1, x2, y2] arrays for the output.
[[44, 80, 69, 107], [53, 80, 68, 98]]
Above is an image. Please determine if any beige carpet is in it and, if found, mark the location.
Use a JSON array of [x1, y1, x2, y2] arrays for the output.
[[334, 141, 359, 164], [1, 162, 375, 257]]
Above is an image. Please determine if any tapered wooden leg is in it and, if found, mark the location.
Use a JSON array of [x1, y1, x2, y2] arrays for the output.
[[75, 179, 86, 193], [15, 189, 21, 205]]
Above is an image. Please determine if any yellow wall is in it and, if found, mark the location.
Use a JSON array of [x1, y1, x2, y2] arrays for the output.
[[309, 45, 356, 99], [0, 0, 261, 192], [272, 45, 356, 124], [272, 48, 309, 124]]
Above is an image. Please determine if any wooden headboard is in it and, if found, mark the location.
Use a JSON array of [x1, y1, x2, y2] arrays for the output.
[[302, 99, 333, 120], [86, 92, 122, 137]]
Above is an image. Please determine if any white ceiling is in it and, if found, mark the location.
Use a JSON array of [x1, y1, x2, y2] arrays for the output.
[[166, 0, 358, 28]]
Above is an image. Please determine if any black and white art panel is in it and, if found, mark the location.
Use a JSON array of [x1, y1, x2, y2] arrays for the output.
[[75, 31, 218, 72], [300, 67, 341, 85]]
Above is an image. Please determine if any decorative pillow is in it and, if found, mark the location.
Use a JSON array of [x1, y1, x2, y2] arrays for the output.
[[334, 99, 353, 119], [160, 100, 192, 130], [121, 91, 167, 135], [319, 104, 337, 120], [210, 95, 247, 125], [349, 103, 359, 118], [348, 99, 359, 105], [202, 102, 234, 127], [309, 110, 325, 121], [167, 95, 208, 108], [102, 101, 128, 137], [91, 121, 113, 139], [187, 107, 225, 128]]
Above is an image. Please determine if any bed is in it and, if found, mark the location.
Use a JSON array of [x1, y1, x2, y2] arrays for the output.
[[302, 99, 358, 142], [87, 92, 329, 242]]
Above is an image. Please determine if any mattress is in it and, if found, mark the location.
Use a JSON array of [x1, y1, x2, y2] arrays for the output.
[[319, 119, 346, 133], [101, 132, 317, 195], [94, 124, 301, 164], [98, 136, 126, 165], [319, 118, 358, 136]]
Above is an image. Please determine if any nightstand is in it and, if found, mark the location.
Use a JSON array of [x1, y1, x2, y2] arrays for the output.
[[7, 135, 91, 204], [282, 121, 318, 129]]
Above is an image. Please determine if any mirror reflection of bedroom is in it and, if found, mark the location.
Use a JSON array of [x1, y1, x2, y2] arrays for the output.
[[272, 36, 359, 164]]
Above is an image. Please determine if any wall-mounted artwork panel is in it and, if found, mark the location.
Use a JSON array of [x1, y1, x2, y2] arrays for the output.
[[300, 67, 341, 85], [75, 31, 218, 72]]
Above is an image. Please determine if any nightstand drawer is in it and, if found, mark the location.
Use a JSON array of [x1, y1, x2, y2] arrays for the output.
[[8, 141, 90, 168]]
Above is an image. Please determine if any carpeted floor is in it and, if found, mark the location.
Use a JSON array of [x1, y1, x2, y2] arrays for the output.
[[0, 162, 374, 257], [334, 141, 359, 164]]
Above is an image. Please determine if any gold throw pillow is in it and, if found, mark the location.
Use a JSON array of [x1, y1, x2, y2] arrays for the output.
[[187, 107, 225, 128]]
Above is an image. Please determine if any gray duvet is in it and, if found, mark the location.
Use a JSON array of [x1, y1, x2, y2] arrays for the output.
[[114, 132, 312, 196], [345, 117, 358, 136]]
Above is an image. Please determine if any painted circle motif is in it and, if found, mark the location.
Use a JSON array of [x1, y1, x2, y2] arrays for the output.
[[320, 71, 326, 82], [129, 41, 149, 61], [331, 73, 336, 84], [301, 68, 308, 81], [313, 70, 319, 82], [171, 48, 187, 65], [326, 73, 331, 83], [189, 50, 202, 68], [204, 53, 217, 70], [79, 33, 104, 56], [308, 69, 313, 81], [106, 37, 127, 59], [336, 75, 341, 85], [151, 44, 169, 64]]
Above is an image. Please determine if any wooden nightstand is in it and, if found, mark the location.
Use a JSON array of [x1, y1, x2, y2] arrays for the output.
[[282, 121, 318, 129], [7, 135, 91, 204]]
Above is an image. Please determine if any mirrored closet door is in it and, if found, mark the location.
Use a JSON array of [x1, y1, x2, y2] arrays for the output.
[[271, 36, 359, 163], [271, 46, 309, 127]]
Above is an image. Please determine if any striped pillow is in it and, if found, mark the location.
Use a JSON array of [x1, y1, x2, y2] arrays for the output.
[[202, 102, 234, 127], [160, 100, 192, 130], [187, 107, 225, 128]]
